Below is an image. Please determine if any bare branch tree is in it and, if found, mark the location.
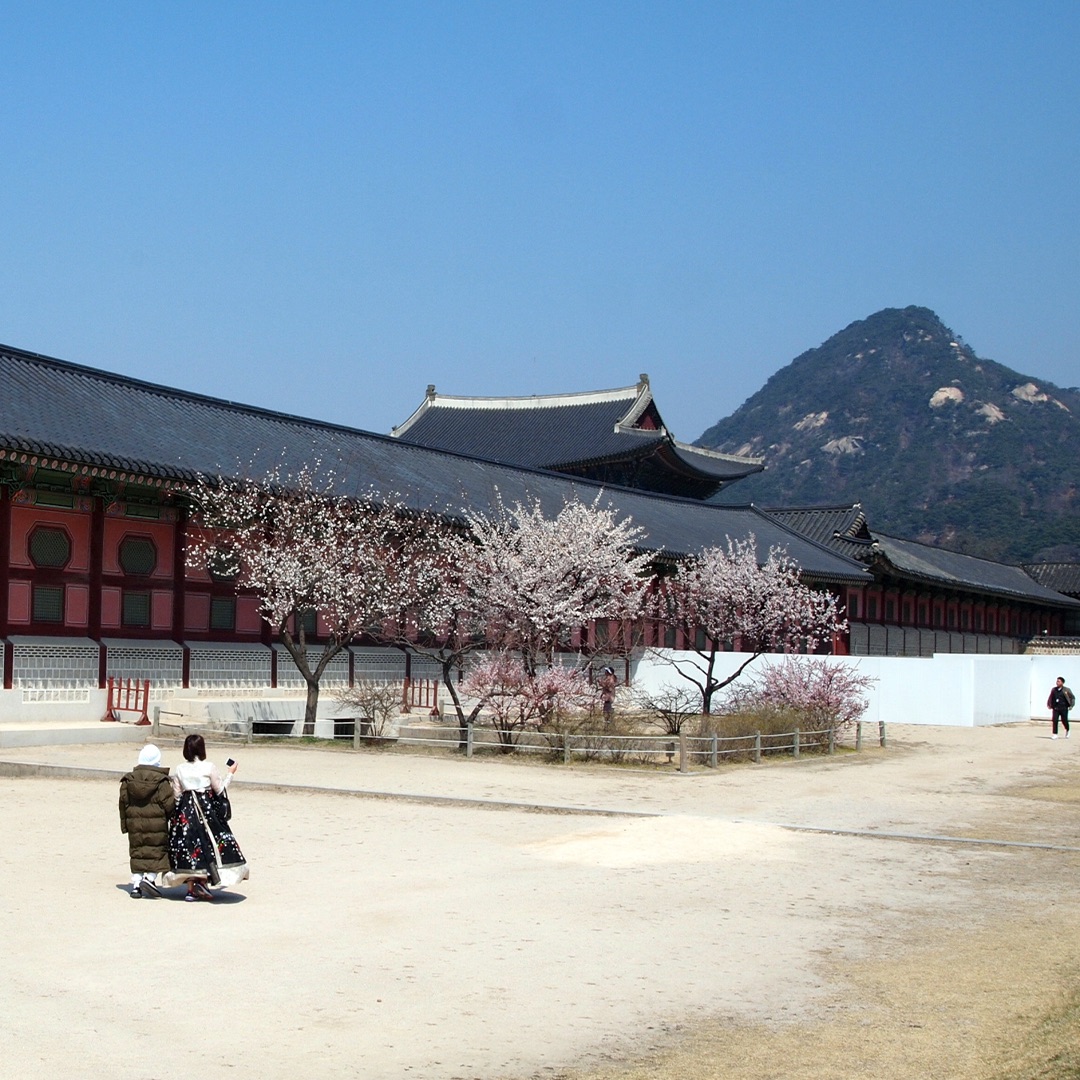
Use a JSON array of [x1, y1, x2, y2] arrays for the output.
[[631, 681, 702, 735], [333, 679, 403, 740]]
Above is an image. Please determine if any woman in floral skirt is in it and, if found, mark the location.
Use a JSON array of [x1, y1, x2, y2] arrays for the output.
[[166, 733, 249, 901]]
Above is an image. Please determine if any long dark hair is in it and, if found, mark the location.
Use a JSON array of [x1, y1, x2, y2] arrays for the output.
[[183, 733, 207, 762]]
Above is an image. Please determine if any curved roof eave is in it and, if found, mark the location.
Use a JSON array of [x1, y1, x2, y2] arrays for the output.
[[871, 534, 1080, 608]]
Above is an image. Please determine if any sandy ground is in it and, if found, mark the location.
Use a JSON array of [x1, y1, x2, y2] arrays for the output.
[[1, 723, 1078, 1080]]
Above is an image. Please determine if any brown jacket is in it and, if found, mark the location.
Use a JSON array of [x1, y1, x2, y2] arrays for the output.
[[119, 764, 176, 873]]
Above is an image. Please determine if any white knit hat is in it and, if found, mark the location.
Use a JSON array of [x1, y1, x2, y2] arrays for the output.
[[138, 744, 162, 767]]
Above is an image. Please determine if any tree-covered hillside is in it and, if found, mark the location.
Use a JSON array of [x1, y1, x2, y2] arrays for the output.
[[698, 306, 1080, 562]]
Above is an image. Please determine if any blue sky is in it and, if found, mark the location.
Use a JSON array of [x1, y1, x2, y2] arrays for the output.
[[2, 2, 1077, 443]]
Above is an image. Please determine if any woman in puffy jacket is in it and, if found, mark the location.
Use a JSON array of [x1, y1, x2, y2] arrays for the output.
[[118, 743, 175, 898]]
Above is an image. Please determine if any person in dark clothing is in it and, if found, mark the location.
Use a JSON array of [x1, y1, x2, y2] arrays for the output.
[[598, 666, 617, 721], [1047, 677, 1075, 740], [119, 744, 175, 898]]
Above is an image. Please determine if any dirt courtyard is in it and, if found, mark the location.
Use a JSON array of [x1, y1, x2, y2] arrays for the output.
[[1, 723, 1078, 1080]]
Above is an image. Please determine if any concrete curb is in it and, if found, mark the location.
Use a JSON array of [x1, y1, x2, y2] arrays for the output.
[[0, 759, 652, 818]]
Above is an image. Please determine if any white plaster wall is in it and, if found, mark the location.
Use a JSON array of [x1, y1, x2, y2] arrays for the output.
[[631, 649, 1078, 728], [0, 690, 109, 725], [1, 648, 1077, 733], [1028, 655, 1079, 719]]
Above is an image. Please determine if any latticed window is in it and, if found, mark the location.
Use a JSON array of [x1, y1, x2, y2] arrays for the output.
[[33, 585, 64, 622], [29, 527, 71, 568], [299, 608, 317, 636], [207, 547, 240, 582], [210, 597, 236, 631], [122, 591, 151, 627], [119, 536, 157, 575]]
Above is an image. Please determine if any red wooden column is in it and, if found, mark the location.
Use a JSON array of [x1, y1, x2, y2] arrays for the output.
[[0, 483, 10, 688], [171, 503, 188, 646], [89, 493, 105, 688]]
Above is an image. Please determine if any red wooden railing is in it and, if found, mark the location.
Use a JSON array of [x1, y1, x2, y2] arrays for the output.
[[401, 677, 440, 715], [102, 677, 152, 725]]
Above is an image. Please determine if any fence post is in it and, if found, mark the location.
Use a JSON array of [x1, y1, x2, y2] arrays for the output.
[[828, 726, 835, 755], [754, 730, 761, 764], [563, 733, 571, 764], [247, 717, 254, 745], [793, 727, 800, 759], [152, 706, 160, 737], [710, 732, 718, 768], [856, 721, 863, 751], [466, 721, 474, 759], [878, 721, 887, 748], [353, 716, 361, 751], [678, 730, 688, 773]]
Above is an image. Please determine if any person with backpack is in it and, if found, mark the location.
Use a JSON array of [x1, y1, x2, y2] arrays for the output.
[[1047, 677, 1075, 739]]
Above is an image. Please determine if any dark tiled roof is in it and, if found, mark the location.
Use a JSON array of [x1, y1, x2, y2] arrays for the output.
[[391, 384, 762, 484], [0, 343, 867, 582], [762, 503, 1078, 608], [1023, 563, 1080, 598], [873, 534, 1079, 607], [761, 505, 875, 562]]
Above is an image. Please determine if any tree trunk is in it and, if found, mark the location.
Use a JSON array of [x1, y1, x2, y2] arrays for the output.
[[439, 660, 469, 750], [701, 648, 718, 714], [302, 679, 320, 736], [438, 657, 481, 751], [278, 630, 346, 737]]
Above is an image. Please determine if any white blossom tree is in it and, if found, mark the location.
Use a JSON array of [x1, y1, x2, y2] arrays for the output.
[[651, 535, 845, 714], [462, 493, 653, 672], [395, 493, 652, 741], [186, 463, 420, 735], [374, 514, 490, 740]]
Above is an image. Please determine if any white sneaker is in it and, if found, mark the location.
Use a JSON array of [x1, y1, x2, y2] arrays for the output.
[[1052, 734, 1058, 739]]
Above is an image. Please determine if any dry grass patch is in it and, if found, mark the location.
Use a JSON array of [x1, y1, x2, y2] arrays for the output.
[[545, 911, 1080, 1080]]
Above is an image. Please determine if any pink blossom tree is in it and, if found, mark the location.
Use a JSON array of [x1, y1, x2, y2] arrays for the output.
[[722, 656, 875, 735], [651, 535, 846, 714], [460, 651, 595, 748], [186, 464, 422, 735]]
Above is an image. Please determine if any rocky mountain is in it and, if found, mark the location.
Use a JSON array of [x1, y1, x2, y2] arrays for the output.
[[699, 306, 1080, 562]]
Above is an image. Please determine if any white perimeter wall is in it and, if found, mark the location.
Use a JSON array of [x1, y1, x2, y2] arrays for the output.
[[631, 650, 1080, 728], [1, 649, 1076, 731]]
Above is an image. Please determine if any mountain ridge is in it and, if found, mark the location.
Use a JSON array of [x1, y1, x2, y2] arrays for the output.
[[697, 306, 1080, 562]]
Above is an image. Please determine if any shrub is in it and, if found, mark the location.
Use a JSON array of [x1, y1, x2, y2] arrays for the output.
[[630, 681, 702, 735], [333, 679, 402, 739]]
